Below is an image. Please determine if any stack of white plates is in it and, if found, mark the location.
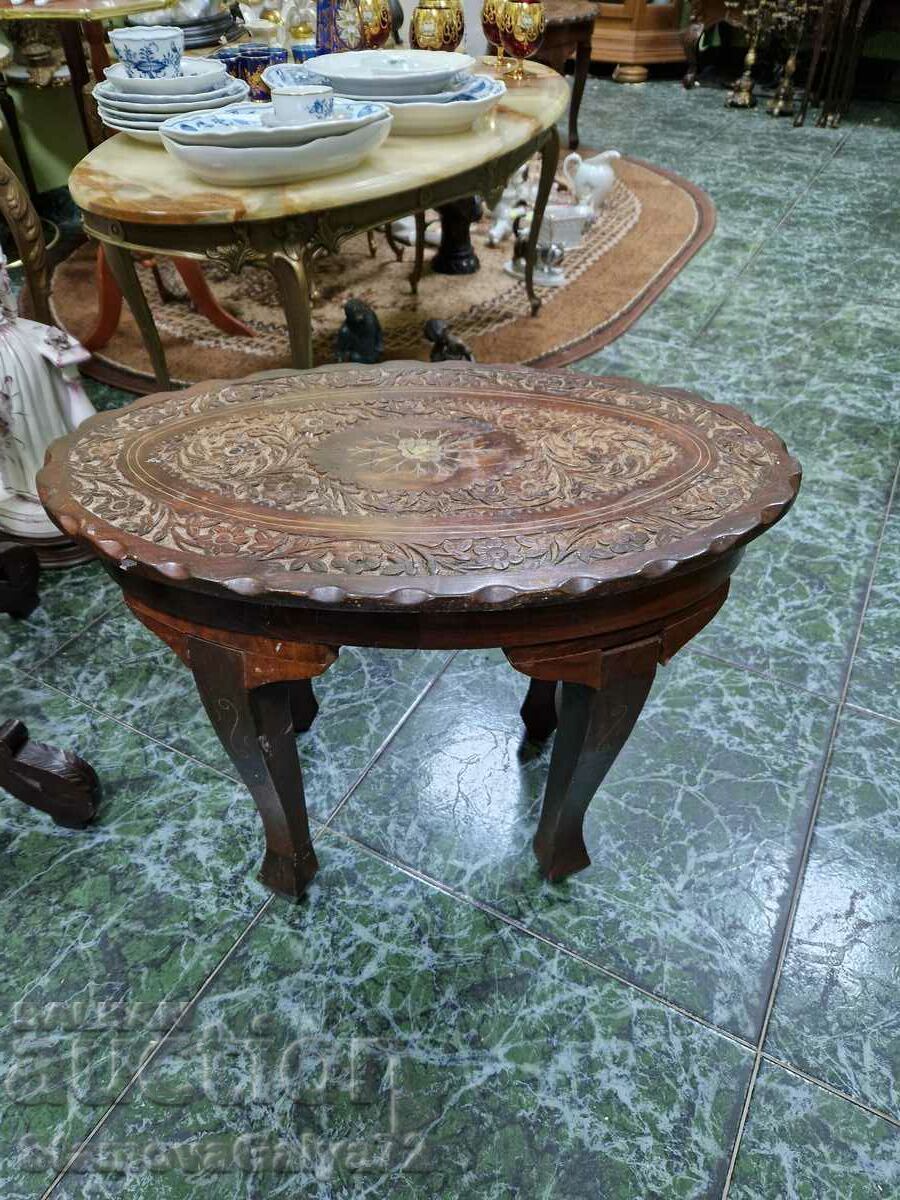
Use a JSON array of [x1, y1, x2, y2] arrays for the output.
[[263, 50, 505, 136], [159, 99, 393, 186], [95, 58, 249, 144]]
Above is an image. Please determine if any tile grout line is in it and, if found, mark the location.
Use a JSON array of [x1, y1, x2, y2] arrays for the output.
[[41, 893, 275, 1199], [38, 651, 456, 1194], [689, 647, 839, 708], [321, 651, 459, 831], [16, 603, 118, 676], [758, 1052, 900, 1132], [321, 824, 757, 1055], [719, 450, 900, 1198], [689, 133, 851, 345]]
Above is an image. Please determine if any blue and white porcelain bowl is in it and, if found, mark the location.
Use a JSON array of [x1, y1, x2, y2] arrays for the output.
[[95, 77, 248, 114], [160, 112, 393, 186], [160, 99, 388, 149], [109, 26, 184, 80], [304, 49, 475, 97], [386, 76, 506, 135]]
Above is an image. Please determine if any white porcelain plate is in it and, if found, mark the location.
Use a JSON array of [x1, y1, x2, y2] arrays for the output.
[[305, 49, 475, 97], [98, 116, 163, 144], [94, 77, 248, 111], [104, 57, 227, 95], [386, 77, 506, 135], [161, 112, 393, 186], [160, 98, 387, 147]]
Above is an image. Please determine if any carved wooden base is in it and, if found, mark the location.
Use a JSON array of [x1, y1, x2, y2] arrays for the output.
[[0, 528, 94, 570], [432, 199, 482, 275], [0, 540, 39, 618], [120, 574, 732, 897], [0, 719, 101, 829], [612, 64, 649, 84]]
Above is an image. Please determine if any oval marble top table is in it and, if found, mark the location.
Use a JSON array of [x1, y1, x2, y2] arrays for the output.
[[39, 363, 800, 899], [69, 63, 569, 226], [67, 63, 568, 388]]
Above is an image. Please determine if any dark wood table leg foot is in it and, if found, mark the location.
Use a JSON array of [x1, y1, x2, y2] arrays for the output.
[[520, 678, 558, 742], [189, 638, 320, 900], [0, 719, 101, 828], [509, 637, 659, 883], [288, 679, 319, 734]]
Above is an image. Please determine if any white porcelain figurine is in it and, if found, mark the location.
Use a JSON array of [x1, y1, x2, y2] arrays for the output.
[[0, 249, 95, 546], [562, 149, 621, 211]]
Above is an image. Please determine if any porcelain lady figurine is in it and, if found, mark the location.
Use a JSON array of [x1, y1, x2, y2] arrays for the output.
[[562, 149, 621, 211], [0, 250, 95, 558]]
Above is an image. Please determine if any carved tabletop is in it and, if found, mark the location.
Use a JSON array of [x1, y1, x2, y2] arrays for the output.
[[39, 363, 800, 899]]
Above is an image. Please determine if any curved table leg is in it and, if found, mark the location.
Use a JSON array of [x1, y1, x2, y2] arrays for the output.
[[83, 245, 124, 353], [507, 636, 659, 883], [270, 248, 313, 370], [525, 125, 560, 316], [520, 677, 558, 743], [102, 242, 172, 389], [570, 34, 591, 149], [288, 679, 319, 734], [172, 258, 257, 340], [189, 637, 320, 899], [409, 211, 426, 295]]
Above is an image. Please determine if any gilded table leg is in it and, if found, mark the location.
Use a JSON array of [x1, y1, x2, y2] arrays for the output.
[[102, 242, 172, 389], [409, 211, 426, 295], [525, 125, 560, 316], [189, 638, 320, 899], [570, 34, 591, 149], [520, 678, 558, 743], [270, 248, 313, 370]]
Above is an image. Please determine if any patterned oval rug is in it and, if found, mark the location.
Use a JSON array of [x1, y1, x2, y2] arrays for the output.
[[50, 154, 714, 392]]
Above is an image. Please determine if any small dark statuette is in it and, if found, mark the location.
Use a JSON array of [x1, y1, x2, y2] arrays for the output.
[[0, 720, 101, 828], [423, 318, 475, 363], [0, 540, 40, 619], [389, 0, 404, 43], [334, 298, 383, 364]]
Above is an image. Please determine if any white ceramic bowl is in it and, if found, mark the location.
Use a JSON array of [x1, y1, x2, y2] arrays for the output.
[[306, 50, 475, 97], [161, 113, 393, 186], [387, 77, 505, 135], [109, 26, 184, 80], [94, 78, 248, 114], [160, 98, 387, 148], [104, 57, 227, 95]]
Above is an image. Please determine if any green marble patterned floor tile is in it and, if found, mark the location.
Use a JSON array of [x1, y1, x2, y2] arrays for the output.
[[0, 665, 283, 1197], [729, 1063, 900, 1199], [0, 562, 120, 672], [49, 835, 754, 1199], [847, 510, 900, 721], [332, 649, 834, 1039], [692, 476, 883, 698], [83, 378, 134, 414], [765, 708, 900, 1119], [37, 607, 452, 822]]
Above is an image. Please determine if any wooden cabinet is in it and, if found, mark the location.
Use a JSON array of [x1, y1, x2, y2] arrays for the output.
[[591, 0, 686, 82]]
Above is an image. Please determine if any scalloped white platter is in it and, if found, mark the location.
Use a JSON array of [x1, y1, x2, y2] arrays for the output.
[[104, 57, 227, 95], [161, 98, 388, 148], [161, 112, 393, 185], [94, 77, 248, 112], [386, 77, 506, 135]]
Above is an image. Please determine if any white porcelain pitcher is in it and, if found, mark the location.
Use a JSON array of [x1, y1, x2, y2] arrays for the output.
[[562, 149, 621, 210]]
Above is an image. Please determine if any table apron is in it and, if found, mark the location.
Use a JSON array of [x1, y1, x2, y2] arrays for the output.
[[109, 550, 743, 653], [76, 127, 556, 264]]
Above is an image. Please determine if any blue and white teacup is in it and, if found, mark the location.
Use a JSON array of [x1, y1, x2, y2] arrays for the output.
[[270, 83, 334, 124], [109, 26, 184, 80]]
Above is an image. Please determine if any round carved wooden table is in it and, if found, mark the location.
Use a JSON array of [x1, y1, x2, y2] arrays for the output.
[[37, 363, 800, 899]]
